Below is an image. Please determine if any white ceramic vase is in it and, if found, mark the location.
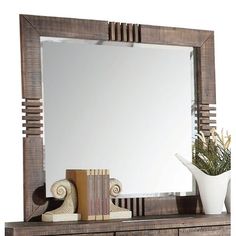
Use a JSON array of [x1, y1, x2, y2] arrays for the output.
[[175, 154, 231, 214], [225, 179, 231, 213]]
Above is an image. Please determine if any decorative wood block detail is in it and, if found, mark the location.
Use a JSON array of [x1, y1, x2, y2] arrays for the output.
[[199, 112, 216, 117], [109, 22, 116, 41], [198, 119, 216, 124], [112, 198, 144, 217], [115, 23, 121, 41], [200, 125, 216, 130], [120, 198, 126, 208], [22, 99, 43, 137], [121, 23, 128, 42], [200, 105, 216, 111], [23, 130, 43, 135], [127, 24, 133, 42], [109, 22, 140, 42], [22, 109, 43, 113], [23, 115, 43, 121], [133, 24, 139, 43], [126, 198, 131, 210], [198, 104, 216, 137], [22, 101, 43, 107], [23, 123, 43, 128], [132, 198, 137, 216]]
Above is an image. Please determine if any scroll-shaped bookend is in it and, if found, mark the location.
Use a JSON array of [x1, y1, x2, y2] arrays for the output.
[[42, 179, 81, 222], [109, 178, 132, 219]]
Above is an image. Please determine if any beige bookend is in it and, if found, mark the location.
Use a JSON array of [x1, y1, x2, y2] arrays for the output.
[[42, 179, 80, 222], [109, 178, 132, 219]]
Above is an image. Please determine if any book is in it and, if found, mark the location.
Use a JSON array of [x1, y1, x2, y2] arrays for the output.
[[66, 169, 96, 220], [95, 169, 103, 220], [89, 169, 95, 220], [102, 169, 110, 220]]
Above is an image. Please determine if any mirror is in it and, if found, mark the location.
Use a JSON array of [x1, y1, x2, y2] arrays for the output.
[[41, 37, 196, 197], [20, 15, 216, 220]]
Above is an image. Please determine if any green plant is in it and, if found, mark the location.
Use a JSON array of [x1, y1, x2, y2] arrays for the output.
[[193, 129, 231, 176]]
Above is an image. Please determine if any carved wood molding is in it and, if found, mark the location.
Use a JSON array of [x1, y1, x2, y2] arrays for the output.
[[112, 198, 144, 217], [20, 14, 216, 221], [109, 22, 140, 42], [22, 99, 43, 136], [198, 104, 216, 136]]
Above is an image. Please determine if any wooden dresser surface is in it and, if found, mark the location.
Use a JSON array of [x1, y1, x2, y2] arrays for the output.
[[5, 214, 230, 236]]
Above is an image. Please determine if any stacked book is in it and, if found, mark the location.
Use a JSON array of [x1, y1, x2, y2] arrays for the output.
[[66, 169, 110, 220]]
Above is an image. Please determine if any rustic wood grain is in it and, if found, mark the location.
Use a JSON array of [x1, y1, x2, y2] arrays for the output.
[[140, 25, 212, 47], [20, 16, 42, 99], [115, 23, 122, 41], [109, 22, 116, 41], [108, 22, 140, 42], [179, 225, 230, 236], [127, 24, 133, 42], [116, 229, 178, 236], [79, 234, 114, 236], [5, 214, 230, 236], [197, 34, 216, 104], [121, 23, 128, 42], [23, 15, 108, 40], [144, 195, 203, 216], [22, 101, 42, 107], [133, 24, 140, 42], [23, 136, 48, 221], [197, 103, 216, 137], [22, 99, 43, 137], [22, 108, 43, 113], [4, 228, 13, 236]]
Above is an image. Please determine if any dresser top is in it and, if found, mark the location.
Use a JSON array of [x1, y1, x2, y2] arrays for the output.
[[6, 214, 230, 235]]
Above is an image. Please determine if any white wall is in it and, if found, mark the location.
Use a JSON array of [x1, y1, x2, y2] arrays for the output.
[[0, 0, 235, 235]]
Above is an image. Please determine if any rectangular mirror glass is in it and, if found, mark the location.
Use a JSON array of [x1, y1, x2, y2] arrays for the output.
[[41, 37, 196, 197]]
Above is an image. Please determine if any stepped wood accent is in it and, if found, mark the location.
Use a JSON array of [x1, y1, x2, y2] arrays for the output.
[[20, 14, 218, 224], [109, 22, 140, 42], [22, 99, 43, 136], [198, 104, 217, 137]]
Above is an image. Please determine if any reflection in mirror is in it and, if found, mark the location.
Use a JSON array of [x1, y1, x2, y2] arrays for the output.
[[41, 37, 196, 197]]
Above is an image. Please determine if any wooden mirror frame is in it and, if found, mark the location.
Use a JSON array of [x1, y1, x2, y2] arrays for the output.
[[20, 14, 216, 221]]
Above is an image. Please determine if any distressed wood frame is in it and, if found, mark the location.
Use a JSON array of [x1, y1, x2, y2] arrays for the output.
[[20, 14, 216, 221]]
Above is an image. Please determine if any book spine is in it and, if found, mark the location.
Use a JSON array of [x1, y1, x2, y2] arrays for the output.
[[94, 169, 98, 220], [88, 169, 95, 220], [95, 169, 103, 220], [102, 169, 110, 220]]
